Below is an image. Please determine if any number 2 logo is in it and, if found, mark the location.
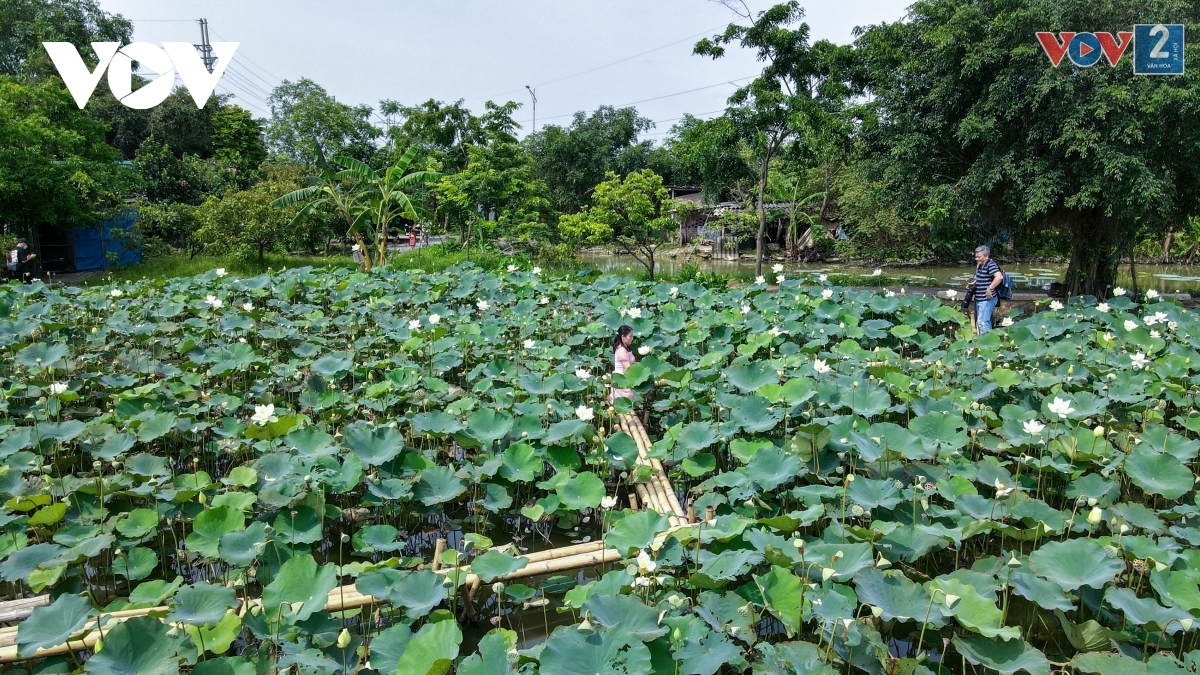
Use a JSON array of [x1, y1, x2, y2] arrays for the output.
[[1148, 24, 1171, 58]]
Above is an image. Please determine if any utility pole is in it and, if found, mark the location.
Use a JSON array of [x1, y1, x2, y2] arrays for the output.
[[195, 18, 216, 73], [525, 85, 537, 134]]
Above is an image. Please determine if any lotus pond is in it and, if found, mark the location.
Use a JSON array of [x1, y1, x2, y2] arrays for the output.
[[2, 264, 1200, 674]]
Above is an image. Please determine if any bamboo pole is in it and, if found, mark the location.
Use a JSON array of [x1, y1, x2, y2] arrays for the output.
[[622, 416, 684, 526], [0, 596, 49, 624], [618, 417, 669, 516], [628, 415, 687, 520], [519, 541, 605, 563], [431, 537, 446, 571]]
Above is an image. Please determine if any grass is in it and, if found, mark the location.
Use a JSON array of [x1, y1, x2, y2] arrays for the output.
[[80, 253, 361, 286]]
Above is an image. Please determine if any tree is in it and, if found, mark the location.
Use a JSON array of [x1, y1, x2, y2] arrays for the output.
[[266, 78, 381, 166], [211, 105, 267, 178], [0, 0, 131, 78], [340, 148, 441, 266], [666, 114, 756, 202], [848, 0, 1200, 297], [272, 151, 372, 268], [558, 170, 677, 279], [695, 1, 847, 276], [527, 106, 655, 213], [194, 168, 302, 266], [0, 76, 127, 234]]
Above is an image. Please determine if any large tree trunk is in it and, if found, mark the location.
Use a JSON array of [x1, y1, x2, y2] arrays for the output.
[[1063, 211, 1123, 299], [755, 159, 769, 278], [354, 234, 371, 271]]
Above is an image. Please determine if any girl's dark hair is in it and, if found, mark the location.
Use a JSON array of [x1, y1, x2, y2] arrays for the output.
[[612, 325, 634, 352]]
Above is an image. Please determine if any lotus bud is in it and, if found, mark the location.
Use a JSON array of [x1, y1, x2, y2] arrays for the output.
[[1007, 554, 1021, 567], [943, 594, 961, 607], [876, 555, 891, 568], [1087, 497, 1098, 507], [577, 617, 594, 632], [1181, 619, 1194, 631], [336, 628, 351, 648], [870, 605, 883, 618], [92, 460, 102, 470], [821, 567, 836, 582], [841, 618, 854, 628], [1094, 425, 1105, 437], [197, 492, 206, 505]]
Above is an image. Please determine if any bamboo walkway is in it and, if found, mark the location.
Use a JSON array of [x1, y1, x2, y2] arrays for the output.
[[0, 414, 690, 663]]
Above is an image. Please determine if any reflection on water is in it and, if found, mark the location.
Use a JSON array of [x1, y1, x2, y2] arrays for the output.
[[577, 254, 1200, 293]]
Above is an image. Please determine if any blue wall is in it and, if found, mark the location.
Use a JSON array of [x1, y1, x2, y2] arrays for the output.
[[73, 210, 141, 271]]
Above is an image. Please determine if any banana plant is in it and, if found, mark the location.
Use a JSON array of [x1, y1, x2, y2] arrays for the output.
[[271, 149, 374, 269], [337, 147, 441, 266]]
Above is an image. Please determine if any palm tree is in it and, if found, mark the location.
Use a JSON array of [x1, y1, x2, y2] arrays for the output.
[[272, 149, 373, 269], [337, 147, 441, 266]]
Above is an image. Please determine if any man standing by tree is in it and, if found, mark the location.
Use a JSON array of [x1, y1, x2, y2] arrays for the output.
[[967, 245, 1003, 335], [7, 239, 35, 283]]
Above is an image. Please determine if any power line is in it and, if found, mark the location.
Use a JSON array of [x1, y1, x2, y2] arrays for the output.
[[466, 23, 728, 104], [516, 76, 753, 127], [209, 29, 285, 83], [223, 65, 274, 99]]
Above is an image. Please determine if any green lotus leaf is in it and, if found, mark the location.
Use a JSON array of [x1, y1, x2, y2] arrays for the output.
[[471, 550, 528, 583], [728, 396, 779, 434], [412, 411, 464, 436], [192, 656, 257, 675], [698, 549, 763, 581], [951, 635, 1050, 675], [500, 443, 543, 482], [16, 342, 70, 369], [723, 361, 779, 393], [186, 506, 245, 558], [466, 409, 513, 446], [741, 447, 802, 491], [342, 424, 405, 467], [1008, 568, 1073, 612], [556, 471, 605, 511], [183, 610, 242, 656], [928, 577, 1019, 640], [17, 593, 92, 657], [136, 412, 177, 442], [83, 615, 181, 675], [1029, 539, 1124, 592], [1104, 587, 1192, 633], [545, 419, 590, 444], [754, 565, 804, 637], [606, 510, 670, 556], [310, 351, 354, 378], [1, 543, 65, 583], [415, 465, 467, 506], [395, 619, 462, 675], [115, 508, 160, 540], [853, 567, 944, 625], [367, 622, 414, 675], [909, 413, 968, 455], [261, 553, 338, 624], [1124, 447, 1192, 500], [113, 546, 158, 581], [218, 521, 267, 567], [352, 524, 405, 554], [129, 577, 184, 606], [168, 583, 237, 627], [583, 594, 669, 641], [459, 629, 517, 675], [539, 624, 652, 675], [356, 569, 447, 618]]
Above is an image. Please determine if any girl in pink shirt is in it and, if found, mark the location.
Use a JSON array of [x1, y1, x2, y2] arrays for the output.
[[610, 325, 635, 403]]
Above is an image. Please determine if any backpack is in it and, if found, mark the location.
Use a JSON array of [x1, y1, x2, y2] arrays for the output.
[[997, 269, 1015, 300], [6, 249, 17, 272]]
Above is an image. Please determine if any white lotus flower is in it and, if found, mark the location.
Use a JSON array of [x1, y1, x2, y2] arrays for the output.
[[408, 319, 420, 330], [1022, 419, 1045, 435], [523, 339, 535, 349], [428, 313, 440, 324], [669, 286, 678, 297], [776, 275, 785, 283], [600, 495, 617, 510], [1144, 314, 1159, 326], [575, 368, 591, 379], [1146, 289, 1160, 299], [1152, 311, 1168, 324], [946, 289, 958, 300], [1130, 352, 1149, 370], [507, 264, 517, 272], [740, 305, 751, 315], [477, 300, 489, 311], [575, 405, 594, 421], [539, 296, 549, 304], [47, 382, 68, 396], [1124, 319, 1138, 331], [110, 289, 123, 298], [240, 302, 252, 312], [627, 307, 642, 319], [1096, 303, 1109, 313], [871, 268, 882, 276], [755, 276, 766, 285], [1001, 317, 1014, 327], [637, 550, 657, 574], [351, 244, 360, 252], [769, 327, 783, 337], [819, 274, 828, 282], [215, 268, 227, 277], [822, 289, 833, 299], [205, 295, 223, 309], [1049, 300, 1063, 311], [251, 404, 276, 425], [1048, 396, 1075, 419], [1168, 321, 1178, 330], [1113, 287, 1127, 296], [638, 346, 650, 356], [772, 264, 783, 273], [885, 289, 896, 298], [1103, 331, 1114, 341], [532, 267, 541, 275], [1150, 330, 1161, 339], [813, 359, 831, 375]]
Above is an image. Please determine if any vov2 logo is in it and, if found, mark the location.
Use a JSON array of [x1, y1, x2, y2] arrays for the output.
[[1036, 24, 1185, 75], [43, 41, 239, 109]]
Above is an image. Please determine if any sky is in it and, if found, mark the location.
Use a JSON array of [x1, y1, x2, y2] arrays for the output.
[[98, 0, 912, 140]]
